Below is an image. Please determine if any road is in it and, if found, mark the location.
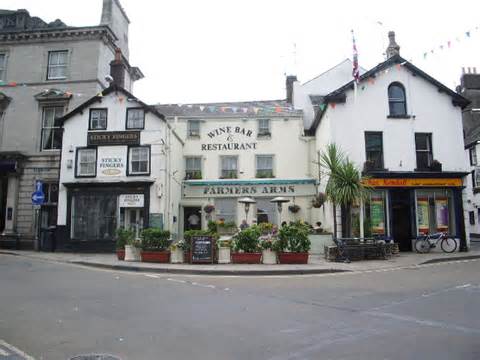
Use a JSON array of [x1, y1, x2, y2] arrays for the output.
[[0, 254, 479, 360]]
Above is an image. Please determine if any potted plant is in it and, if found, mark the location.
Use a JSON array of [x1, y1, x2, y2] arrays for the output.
[[217, 220, 238, 236], [288, 204, 301, 214], [312, 192, 326, 208], [140, 228, 171, 263], [217, 239, 233, 264], [231, 225, 261, 264], [277, 221, 311, 264], [115, 228, 131, 260], [257, 222, 277, 264], [170, 239, 186, 263], [204, 204, 215, 214]]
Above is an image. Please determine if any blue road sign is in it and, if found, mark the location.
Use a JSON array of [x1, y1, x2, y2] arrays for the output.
[[32, 180, 45, 205]]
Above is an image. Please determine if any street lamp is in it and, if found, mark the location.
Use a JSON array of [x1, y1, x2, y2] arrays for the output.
[[238, 197, 256, 223], [270, 197, 290, 226]]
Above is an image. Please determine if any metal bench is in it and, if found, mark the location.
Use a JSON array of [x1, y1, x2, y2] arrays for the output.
[[333, 237, 391, 262]]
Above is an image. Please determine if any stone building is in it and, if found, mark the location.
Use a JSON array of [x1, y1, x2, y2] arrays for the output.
[[0, 0, 143, 248]]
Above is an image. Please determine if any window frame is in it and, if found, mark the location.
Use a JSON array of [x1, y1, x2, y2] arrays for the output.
[[41, 105, 64, 151], [364, 131, 384, 170], [258, 118, 271, 137], [0, 52, 7, 82], [256, 154, 275, 178], [387, 82, 408, 118], [126, 107, 145, 130], [220, 155, 238, 179], [47, 50, 69, 80], [75, 147, 97, 178], [415, 133, 433, 171], [89, 108, 108, 131], [187, 120, 201, 138], [127, 145, 151, 176], [469, 147, 478, 166], [185, 156, 202, 179]]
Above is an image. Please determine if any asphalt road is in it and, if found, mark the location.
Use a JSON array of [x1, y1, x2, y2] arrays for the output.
[[0, 254, 479, 360]]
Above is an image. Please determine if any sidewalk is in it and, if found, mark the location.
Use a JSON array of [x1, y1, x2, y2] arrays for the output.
[[1, 247, 480, 276]]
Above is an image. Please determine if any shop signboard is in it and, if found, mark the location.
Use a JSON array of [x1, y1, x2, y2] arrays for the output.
[[370, 196, 385, 235], [201, 126, 257, 152], [191, 235, 214, 263], [435, 197, 449, 232], [417, 196, 430, 234], [119, 194, 144, 207], [87, 131, 140, 146], [97, 147, 126, 177], [363, 178, 462, 187]]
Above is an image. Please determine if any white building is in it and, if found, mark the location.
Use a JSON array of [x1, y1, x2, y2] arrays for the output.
[[302, 32, 471, 251], [56, 85, 183, 251]]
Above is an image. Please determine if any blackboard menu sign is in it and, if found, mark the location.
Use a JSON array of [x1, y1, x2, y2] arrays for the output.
[[191, 235, 214, 263]]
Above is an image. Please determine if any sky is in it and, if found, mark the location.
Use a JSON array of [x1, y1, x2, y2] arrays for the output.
[[2, 0, 480, 105]]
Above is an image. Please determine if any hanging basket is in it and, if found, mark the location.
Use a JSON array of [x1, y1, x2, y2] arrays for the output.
[[288, 204, 301, 213], [203, 204, 215, 214], [312, 193, 326, 208]]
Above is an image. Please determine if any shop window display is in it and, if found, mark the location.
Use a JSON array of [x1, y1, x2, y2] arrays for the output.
[[415, 189, 454, 235]]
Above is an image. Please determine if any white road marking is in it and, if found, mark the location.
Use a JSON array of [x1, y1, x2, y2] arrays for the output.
[[144, 274, 159, 278], [0, 339, 35, 359], [166, 278, 186, 283]]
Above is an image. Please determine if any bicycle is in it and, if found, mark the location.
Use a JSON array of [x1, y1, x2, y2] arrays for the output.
[[414, 232, 457, 253]]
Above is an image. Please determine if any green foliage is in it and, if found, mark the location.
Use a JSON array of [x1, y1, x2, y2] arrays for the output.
[[233, 225, 261, 253], [217, 221, 237, 229], [217, 239, 233, 248], [169, 239, 187, 251], [141, 228, 171, 251], [258, 222, 274, 235], [278, 221, 311, 253], [116, 228, 134, 249], [207, 220, 217, 233]]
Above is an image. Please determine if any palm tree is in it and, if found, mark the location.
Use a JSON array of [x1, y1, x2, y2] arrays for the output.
[[320, 144, 370, 238]]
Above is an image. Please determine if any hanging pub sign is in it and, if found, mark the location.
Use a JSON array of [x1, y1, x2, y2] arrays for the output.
[[191, 235, 215, 263], [87, 131, 140, 146]]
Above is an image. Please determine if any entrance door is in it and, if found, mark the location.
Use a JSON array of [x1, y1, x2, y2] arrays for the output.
[[184, 207, 202, 231], [390, 189, 412, 251], [0, 177, 6, 233], [123, 208, 144, 240]]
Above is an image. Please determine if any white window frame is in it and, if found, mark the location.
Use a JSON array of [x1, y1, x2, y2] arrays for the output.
[[41, 106, 64, 151], [256, 155, 274, 178], [126, 108, 145, 129], [475, 167, 480, 188], [470, 147, 478, 166], [47, 50, 68, 80], [185, 156, 202, 179], [258, 118, 271, 136], [0, 52, 7, 82], [187, 120, 200, 137], [220, 155, 238, 179], [128, 146, 150, 175], [89, 109, 107, 130], [76, 148, 97, 177]]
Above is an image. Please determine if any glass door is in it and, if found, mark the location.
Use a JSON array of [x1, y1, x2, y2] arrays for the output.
[[121, 208, 144, 239]]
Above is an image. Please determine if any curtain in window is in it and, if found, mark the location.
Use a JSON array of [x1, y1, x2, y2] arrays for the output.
[[130, 147, 149, 173], [127, 109, 144, 129], [215, 198, 236, 223], [256, 155, 273, 177], [42, 107, 63, 150], [187, 120, 200, 136], [48, 51, 68, 79], [258, 119, 270, 134], [221, 156, 237, 178]]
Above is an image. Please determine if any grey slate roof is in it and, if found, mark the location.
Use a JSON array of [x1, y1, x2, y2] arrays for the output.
[[0, 9, 67, 32]]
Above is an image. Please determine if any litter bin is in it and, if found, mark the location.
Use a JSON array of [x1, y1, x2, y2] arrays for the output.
[[40, 226, 56, 252]]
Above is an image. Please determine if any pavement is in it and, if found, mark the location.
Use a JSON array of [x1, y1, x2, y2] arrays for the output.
[[1, 240, 480, 276]]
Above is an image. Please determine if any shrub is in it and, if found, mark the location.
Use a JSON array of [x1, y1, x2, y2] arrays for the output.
[[141, 228, 171, 251], [278, 221, 311, 253], [233, 225, 261, 253], [116, 228, 134, 249]]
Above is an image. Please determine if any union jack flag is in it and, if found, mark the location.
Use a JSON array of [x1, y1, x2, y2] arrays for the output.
[[352, 30, 360, 83]]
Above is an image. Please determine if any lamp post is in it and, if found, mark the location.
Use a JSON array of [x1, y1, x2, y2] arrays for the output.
[[270, 197, 290, 226], [238, 197, 256, 224]]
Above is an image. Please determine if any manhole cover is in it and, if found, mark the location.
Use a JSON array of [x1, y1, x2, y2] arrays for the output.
[[69, 355, 121, 360]]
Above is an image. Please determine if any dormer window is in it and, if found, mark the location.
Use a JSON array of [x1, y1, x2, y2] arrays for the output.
[[388, 82, 407, 117], [89, 109, 107, 130]]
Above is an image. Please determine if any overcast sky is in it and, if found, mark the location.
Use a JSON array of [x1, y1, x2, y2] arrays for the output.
[[3, 0, 480, 104]]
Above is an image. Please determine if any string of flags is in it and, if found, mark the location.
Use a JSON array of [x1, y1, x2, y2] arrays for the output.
[[170, 103, 297, 114], [421, 25, 479, 60]]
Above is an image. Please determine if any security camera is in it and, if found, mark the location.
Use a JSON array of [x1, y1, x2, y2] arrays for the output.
[[105, 75, 114, 83]]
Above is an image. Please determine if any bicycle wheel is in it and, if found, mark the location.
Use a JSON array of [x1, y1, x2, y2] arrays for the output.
[[414, 238, 430, 253], [441, 237, 457, 253]]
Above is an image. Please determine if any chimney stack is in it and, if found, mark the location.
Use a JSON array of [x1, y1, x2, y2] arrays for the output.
[[386, 31, 400, 59], [286, 75, 297, 104], [109, 48, 126, 88]]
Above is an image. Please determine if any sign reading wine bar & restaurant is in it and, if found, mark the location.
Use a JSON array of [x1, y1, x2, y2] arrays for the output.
[[201, 126, 257, 151]]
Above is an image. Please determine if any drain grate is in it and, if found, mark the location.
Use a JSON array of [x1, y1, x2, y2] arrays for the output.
[[69, 355, 121, 360]]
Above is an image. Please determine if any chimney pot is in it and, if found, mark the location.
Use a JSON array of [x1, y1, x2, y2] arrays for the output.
[[386, 31, 400, 59], [110, 47, 126, 88]]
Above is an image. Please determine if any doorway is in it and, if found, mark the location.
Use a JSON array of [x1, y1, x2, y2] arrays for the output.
[[121, 208, 144, 240], [184, 207, 202, 231], [390, 189, 413, 251], [0, 177, 6, 233]]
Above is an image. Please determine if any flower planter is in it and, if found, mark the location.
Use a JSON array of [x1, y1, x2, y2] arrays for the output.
[[124, 245, 141, 261], [278, 252, 309, 264], [218, 247, 231, 264], [116, 249, 125, 261], [217, 228, 237, 236], [170, 248, 184, 263], [231, 252, 261, 264], [141, 250, 170, 263], [184, 251, 191, 263], [262, 249, 277, 264]]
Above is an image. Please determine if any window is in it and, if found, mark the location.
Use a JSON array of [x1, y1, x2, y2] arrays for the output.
[[215, 198, 236, 223], [220, 156, 238, 178], [258, 119, 271, 136], [41, 106, 63, 150], [187, 120, 200, 137], [469, 211, 475, 225], [126, 108, 145, 129], [47, 50, 68, 80], [415, 133, 433, 170], [415, 189, 455, 234], [89, 109, 107, 130], [388, 82, 407, 117], [41, 183, 59, 204], [185, 156, 202, 179], [128, 147, 150, 175], [0, 53, 6, 81], [256, 155, 274, 178], [365, 132, 384, 170], [256, 198, 277, 224], [474, 169, 480, 188], [76, 148, 97, 177], [469, 147, 477, 166]]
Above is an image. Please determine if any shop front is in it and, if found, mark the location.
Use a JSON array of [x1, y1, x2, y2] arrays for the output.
[[353, 176, 467, 251], [181, 179, 317, 235]]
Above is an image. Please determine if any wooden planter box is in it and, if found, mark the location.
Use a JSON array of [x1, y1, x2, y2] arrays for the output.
[[141, 250, 170, 263], [231, 252, 261, 264], [278, 252, 309, 264], [184, 251, 191, 263], [116, 249, 125, 261]]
